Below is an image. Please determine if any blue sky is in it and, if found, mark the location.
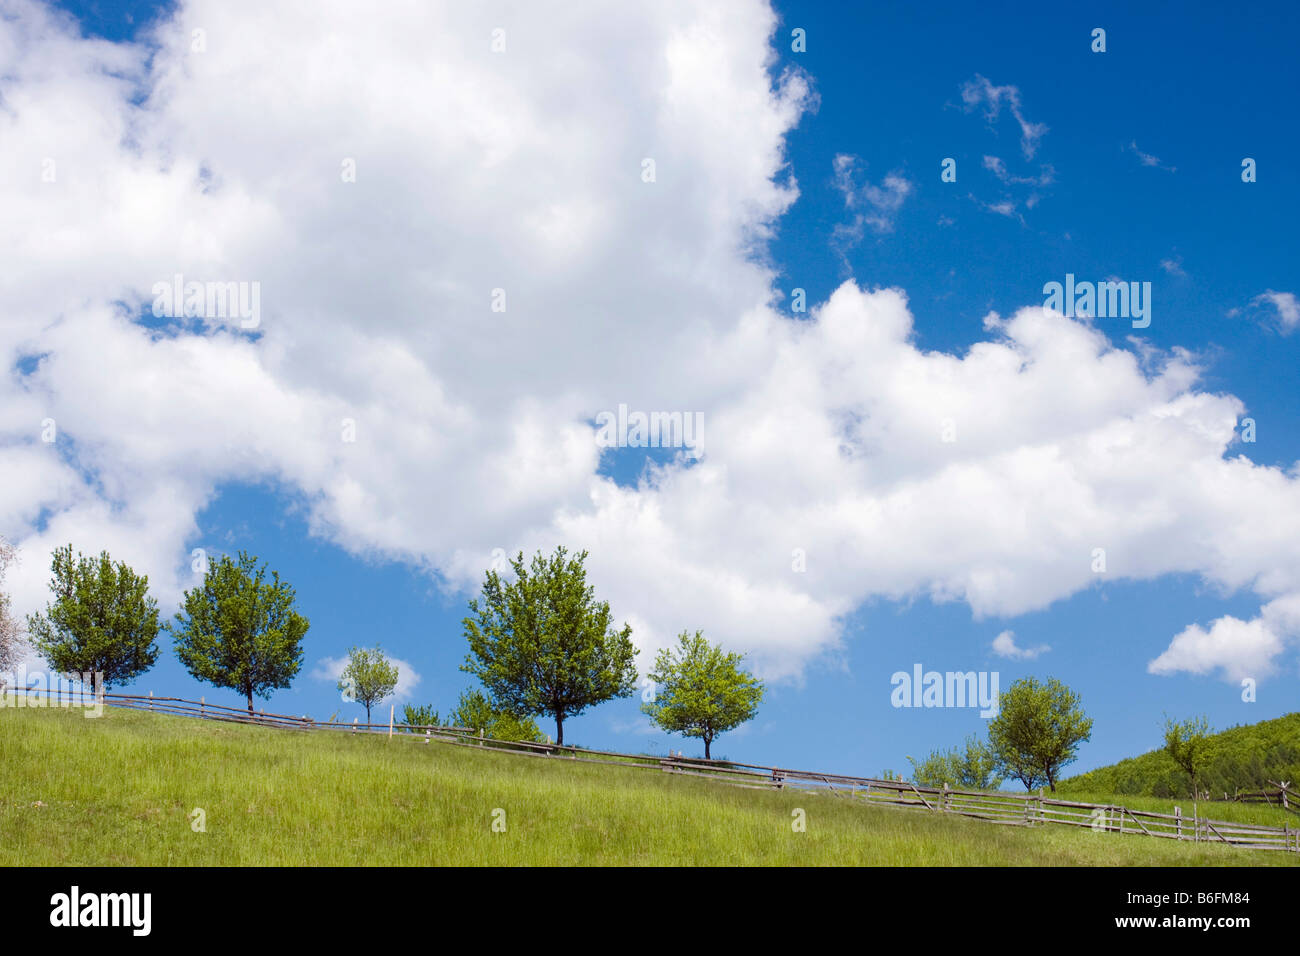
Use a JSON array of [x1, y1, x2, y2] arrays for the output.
[[4, 0, 1297, 784]]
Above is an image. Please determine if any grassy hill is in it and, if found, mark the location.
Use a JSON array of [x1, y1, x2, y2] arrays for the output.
[[1, 705, 1295, 866], [1059, 712, 1300, 799]]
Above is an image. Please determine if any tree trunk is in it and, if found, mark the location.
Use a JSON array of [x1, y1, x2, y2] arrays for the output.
[[365, 702, 371, 724], [704, 737, 711, 760], [555, 712, 564, 746], [246, 690, 254, 716]]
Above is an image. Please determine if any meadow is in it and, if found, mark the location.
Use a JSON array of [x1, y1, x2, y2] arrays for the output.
[[1, 705, 1295, 866]]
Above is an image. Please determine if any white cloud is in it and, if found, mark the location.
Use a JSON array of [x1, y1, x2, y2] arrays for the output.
[[982, 155, 1053, 187], [832, 153, 913, 241], [1, 0, 1300, 694], [968, 193, 1024, 224], [991, 630, 1050, 660], [1254, 290, 1300, 333], [1160, 257, 1187, 277], [961, 75, 1048, 159], [1149, 594, 1300, 683], [1128, 141, 1176, 173]]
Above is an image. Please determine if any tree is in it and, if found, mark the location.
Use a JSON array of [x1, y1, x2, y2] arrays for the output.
[[401, 703, 440, 731], [641, 630, 764, 759], [338, 645, 399, 723], [908, 734, 1003, 790], [450, 688, 545, 743], [462, 546, 637, 745], [1164, 714, 1215, 819], [25, 544, 161, 688], [0, 537, 24, 683], [170, 551, 309, 714], [987, 676, 1093, 792]]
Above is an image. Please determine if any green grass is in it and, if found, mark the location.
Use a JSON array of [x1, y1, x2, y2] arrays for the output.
[[2, 705, 1296, 866]]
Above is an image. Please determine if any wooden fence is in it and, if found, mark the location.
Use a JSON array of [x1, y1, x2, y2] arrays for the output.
[[1232, 782, 1295, 815], [6, 685, 1298, 854]]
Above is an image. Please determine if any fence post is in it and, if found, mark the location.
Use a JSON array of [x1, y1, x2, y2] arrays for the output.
[[941, 782, 949, 813], [1174, 806, 1182, 841], [352, 717, 357, 734], [389, 705, 394, 738], [200, 696, 204, 719], [149, 690, 153, 711]]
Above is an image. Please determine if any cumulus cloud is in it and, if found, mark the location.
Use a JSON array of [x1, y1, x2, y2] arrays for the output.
[[991, 630, 1050, 660], [2, 0, 1300, 692], [1147, 596, 1300, 683], [960, 74, 1048, 159]]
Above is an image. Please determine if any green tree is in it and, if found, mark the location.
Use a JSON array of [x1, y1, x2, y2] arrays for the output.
[[25, 544, 160, 688], [401, 703, 440, 731], [170, 551, 309, 714], [988, 676, 1093, 792], [641, 630, 764, 760], [450, 688, 545, 743], [462, 547, 637, 745], [338, 645, 399, 723], [1164, 714, 1215, 818], [908, 734, 1003, 790]]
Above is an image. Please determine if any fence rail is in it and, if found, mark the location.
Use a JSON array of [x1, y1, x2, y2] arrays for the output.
[[5, 685, 1298, 854], [1232, 782, 1296, 816]]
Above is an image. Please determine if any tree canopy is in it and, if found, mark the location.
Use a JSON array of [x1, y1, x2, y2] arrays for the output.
[[450, 688, 545, 743], [1164, 714, 1216, 808], [987, 676, 1093, 792], [171, 551, 309, 714], [26, 544, 160, 688], [641, 630, 764, 759], [338, 645, 399, 723], [907, 734, 1003, 790], [462, 546, 637, 745]]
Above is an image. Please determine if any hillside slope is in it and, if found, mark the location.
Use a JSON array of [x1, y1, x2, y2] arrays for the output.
[[1, 706, 1294, 866], [1059, 712, 1300, 798]]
